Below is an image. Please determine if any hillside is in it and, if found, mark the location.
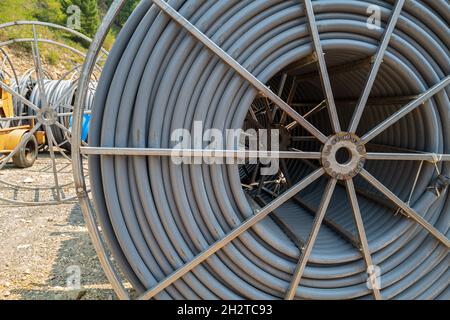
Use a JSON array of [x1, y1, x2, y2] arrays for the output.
[[0, 0, 130, 76]]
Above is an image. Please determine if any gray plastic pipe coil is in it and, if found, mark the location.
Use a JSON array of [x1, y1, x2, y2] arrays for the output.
[[89, 0, 449, 299], [13, 77, 95, 147]]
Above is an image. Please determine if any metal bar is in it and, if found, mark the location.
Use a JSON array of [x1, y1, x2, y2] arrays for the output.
[[0, 38, 87, 59], [0, 80, 41, 113], [338, 180, 396, 212], [80, 146, 322, 160], [246, 107, 264, 130], [253, 195, 305, 250], [31, 25, 49, 109], [285, 178, 337, 300], [277, 76, 295, 125], [303, 100, 327, 118], [54, 121, 73, 134], [366, 142, 426, 154], [284, 54, 317, 75], [70, 0, 130, 301], [293, 57, 371, 79], [54, 122, 89, 148], [303, 0, 341, 133], [277, 73, 288, 96], [44, 125, 61, 201], [291, 136, 317, 142], [292, 194, 360, 249], [293, 95, 418, 108], [0, 48, 19, 86], [348, 0, 405, 133], [50, 131, 72, 162], [360, 169, 450, 248], [137, 168, 325, 300], [362, 75, 450, 143], [58, 110, 92, 117], [152, 0, 327, 143], [263, 97, 274, 126], [0, 115, 38, 122], [345, 179, 382, 300], [286, 100, 327, 131], [290, 151, 396, 212], [366, 153, 450, 162]]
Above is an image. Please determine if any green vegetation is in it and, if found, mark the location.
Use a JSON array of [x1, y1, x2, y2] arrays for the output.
[[0, 0, 118, 67], [61, 0, 100, 38], [45, 50, 60, 66], [106, 0, 140, 28]]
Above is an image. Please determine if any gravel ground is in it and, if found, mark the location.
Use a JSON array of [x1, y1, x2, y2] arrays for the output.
[[0, 156, 119, 300], [0, 41, 120, 300]]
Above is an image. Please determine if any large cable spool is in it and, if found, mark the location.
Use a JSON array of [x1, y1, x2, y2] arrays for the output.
[[73, 0, 449, 299], [0, 21, 105, 205], [26, 79, 96, 149]]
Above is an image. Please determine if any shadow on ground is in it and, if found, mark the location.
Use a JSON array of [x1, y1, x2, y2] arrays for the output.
[[11, 204, 117, 300]]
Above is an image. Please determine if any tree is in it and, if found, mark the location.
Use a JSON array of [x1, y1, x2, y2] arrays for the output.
[[35, 0, 65, 25], [106, 0, 139, 27], [61, 0, 100, 37]]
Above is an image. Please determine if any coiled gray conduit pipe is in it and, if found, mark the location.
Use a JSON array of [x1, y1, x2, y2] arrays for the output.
[[87, 0, 449, 299], [16, 78, 95, 148]]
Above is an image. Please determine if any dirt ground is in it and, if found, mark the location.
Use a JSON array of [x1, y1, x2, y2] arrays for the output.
[[0, 36, 120, 300], [0, 155, 119, 300]]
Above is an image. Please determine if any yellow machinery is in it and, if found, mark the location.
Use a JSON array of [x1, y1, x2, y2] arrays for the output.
[[0, 80, 45, 168]]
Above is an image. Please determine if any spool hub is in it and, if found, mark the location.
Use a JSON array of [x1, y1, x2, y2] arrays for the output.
[[321, 132, 367, 181]]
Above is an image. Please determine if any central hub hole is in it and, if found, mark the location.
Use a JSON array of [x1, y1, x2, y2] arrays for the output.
[[43, 111, 53, 120], [336, 147, 352, 165]]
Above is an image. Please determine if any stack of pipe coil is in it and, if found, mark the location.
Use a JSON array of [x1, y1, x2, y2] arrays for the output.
[[87, 0, 449, 299], [12, 76, 95, 148]]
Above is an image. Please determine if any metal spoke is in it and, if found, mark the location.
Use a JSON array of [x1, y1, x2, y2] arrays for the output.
[[277, 73, 288, 96], [285, 178, 337, 300], [291, 194, 360, 248], [0, 123, 41, 170], [348, 0, 405, 133], [276, 75, 296, 125], [292, 95, 418, 108], [346, 179, 382, 300], [0, 80, 41, 113], [246, 106, 263, 130], [360, 169, 450, 248], [31, 25, 49, 109], [280, 159, 293, 187], [263, 97, 274, 126], [80, 146, 322, 160], [293, 57, 371, 80], [137, 168, 325, 300], [152, 0, 327, 143], [366, 142, 427, 154], [303, 0, 341, 133], [53, 120, 73, 135], [362, 75, 450, 144], [0, 114, 38, 122], [51, 131, 72, 161], [0, 48, 19, 86], [44, 125, 62, 201], [286, 100, 327, 131], [55, 121, 89, 147], [250, 162, 261, 184], [366, 153, 450, 162]]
